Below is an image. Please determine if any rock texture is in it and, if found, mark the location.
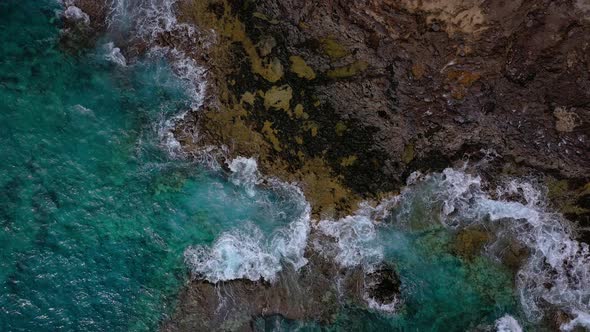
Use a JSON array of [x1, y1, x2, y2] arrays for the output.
[[169, 0, 589, 227], [66, 0, 590, 329], [162, 250, 400, 331]]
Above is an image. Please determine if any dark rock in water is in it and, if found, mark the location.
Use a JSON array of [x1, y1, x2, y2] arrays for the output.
[[162, 248, 403, 331], [60, 1, 109, 52], [364, 264, 401, 307], [453, 228, 492, 260]]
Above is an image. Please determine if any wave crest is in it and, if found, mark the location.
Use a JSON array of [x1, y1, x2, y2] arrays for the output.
[[432, 168, 590, 323], [184, 158, 311, 283]]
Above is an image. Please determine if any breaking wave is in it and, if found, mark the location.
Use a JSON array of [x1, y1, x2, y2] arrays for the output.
[[184, 157, 311, 283], [315, 199, 397, 272], [106, 0, 180, 39], [103, 42, 127, 66], [228, 156, 262, 198], [317, 215, 383, 271], [99, 0, 208, 156], [364, 293, 400, 314], [63, 5, 90, 24], [495, 314, 523, 332], [430, 168, 590, 323], [314, 166, 589, 326]]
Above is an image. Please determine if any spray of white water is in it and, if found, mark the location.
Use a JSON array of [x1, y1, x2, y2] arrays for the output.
[[363, 293, 400, 314], [63, 5, 90, 24], [106, 0, 180, 39], [228, 157, 262, 198], [146, 47, 206, 156], [315, 167, 589, 327], [184, 157, 311, 283], [495, 314, 523, 332], [98, 0, 208, 156], [317, 215, 383, 271], [315, 198, 401, 312], [432, 168, 590, 323], [103, 42, 127, 66], [315, 198, 398, 272]]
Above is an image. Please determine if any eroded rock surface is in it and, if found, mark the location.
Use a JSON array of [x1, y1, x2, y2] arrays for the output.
[[162, 248, 400, 331], [169, 0, 589, 224], [69, 0, 589, 223]]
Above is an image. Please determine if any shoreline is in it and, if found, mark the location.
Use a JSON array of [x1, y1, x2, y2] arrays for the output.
[[170, 0, 589, 228], [61, 0, 590, 330], [64, 0, 589, 229]]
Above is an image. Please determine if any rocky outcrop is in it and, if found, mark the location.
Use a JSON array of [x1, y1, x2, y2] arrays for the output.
[[60, 0, 109, 51], [66, 0, 590, 329], [169, 1, 590, 325], [68, 0, 589, 228], [162, 249, 400, 331], [169, 0, 590, 227]]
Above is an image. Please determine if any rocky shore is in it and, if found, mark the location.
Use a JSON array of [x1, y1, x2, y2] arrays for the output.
[[66, 0, 590, 236], [63, 0, 590, 330], [170, 0, 589, 229]]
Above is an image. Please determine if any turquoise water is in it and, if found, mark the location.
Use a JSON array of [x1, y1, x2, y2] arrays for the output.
[[0, 1, 299, 330], [1, 1, 523, 331], [257, 229, 518, 332], [257, 181, 521, 331]]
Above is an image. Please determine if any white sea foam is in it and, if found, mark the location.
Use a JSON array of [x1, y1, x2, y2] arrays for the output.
[[106, 0, 203, 44], [71, 104, 94, 117], [63, 5, 90, 24], [228, 157, 262, 198], [103, 42, 127, 66], [315, 200, 401, 313], [364, 293, 400, 314], [431, 168, 590, 323], [107, 0, 177, 37], [561, 310, 590, 331], [146, 48, 206, 155], [69, 0, 208, 156], [184, 224, 284, 283], [317, 216, 383, 271], [495, 314, 523, 332], [184, 205, 310, 283], [316, 200, 397, 272], [103, 3, 206, 114], [184, 160, 311, 283], [315, 167, 590, 322], [164, 48, 207, 109]]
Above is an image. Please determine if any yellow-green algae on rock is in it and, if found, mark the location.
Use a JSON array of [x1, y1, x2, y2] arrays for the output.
[[327, 61, 368, 79], [173, 0, 390, 218], [289, 55, 316, 80], [321, 37, 349, 59]]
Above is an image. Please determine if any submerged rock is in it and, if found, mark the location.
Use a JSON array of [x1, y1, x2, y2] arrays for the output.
[[60, 1, 109, 51], [364, 263, 401, 311], [163, 246, 402, 331]]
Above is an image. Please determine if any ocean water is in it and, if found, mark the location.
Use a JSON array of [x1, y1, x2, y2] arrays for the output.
[[2, 1, 589, 332], [0, 1, 305, 330]]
